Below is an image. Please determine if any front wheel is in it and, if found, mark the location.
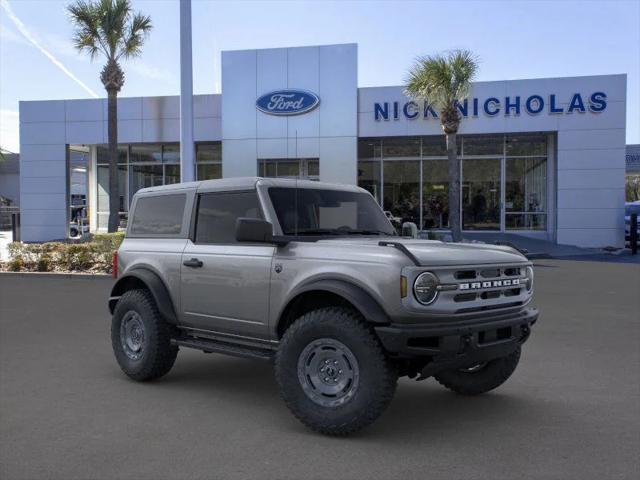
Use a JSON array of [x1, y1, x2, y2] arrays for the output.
[[275, 307, 397, 436], [434, 347, 521, 395]]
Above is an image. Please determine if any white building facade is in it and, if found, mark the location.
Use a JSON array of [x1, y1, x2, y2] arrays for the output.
[[19, 43, 627, 247]]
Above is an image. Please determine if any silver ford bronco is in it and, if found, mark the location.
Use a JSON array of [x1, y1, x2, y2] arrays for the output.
[[108, 177, 538, 435]]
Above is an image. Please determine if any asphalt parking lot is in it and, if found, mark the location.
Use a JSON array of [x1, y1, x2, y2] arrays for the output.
[[1, 258, 639, 480]]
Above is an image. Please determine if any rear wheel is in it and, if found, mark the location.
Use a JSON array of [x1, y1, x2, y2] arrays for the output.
[[275, 307, 397, 436], [111, 289, 178, 381], [434, 347, 521, 395]]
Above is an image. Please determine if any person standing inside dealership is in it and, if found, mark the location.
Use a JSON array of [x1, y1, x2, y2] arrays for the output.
[[405, 50, 478, 242]]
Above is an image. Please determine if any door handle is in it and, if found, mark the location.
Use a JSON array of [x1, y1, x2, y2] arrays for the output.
[[183, 258, 203, 268]]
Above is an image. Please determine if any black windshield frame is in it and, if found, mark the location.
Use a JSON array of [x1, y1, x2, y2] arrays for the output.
[[268, 187, 396, 238]]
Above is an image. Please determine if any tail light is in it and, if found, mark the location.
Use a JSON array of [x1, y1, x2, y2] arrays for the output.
[[112, 251, 118, 278]]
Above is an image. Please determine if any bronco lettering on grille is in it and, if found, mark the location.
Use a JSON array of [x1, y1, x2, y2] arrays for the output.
[[459, 279, 520, 290]]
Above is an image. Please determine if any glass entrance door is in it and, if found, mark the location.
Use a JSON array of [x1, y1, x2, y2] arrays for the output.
[[462, 158, 502, 230]]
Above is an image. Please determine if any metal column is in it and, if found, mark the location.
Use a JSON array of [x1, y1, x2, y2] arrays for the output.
[[179, 0, 195, 182]]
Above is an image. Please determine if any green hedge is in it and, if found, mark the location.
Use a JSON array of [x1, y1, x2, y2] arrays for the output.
[[2, 232, 125, 273]]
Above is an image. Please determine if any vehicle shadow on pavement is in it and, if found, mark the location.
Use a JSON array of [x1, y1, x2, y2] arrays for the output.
[[134, 351, 557, 440]]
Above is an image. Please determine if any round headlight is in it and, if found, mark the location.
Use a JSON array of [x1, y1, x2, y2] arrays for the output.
[[525, 266, 534, 292], [414, 272, 439, 305]]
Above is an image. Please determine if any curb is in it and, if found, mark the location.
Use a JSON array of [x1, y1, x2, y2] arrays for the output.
[[0, 271, 111, 280]]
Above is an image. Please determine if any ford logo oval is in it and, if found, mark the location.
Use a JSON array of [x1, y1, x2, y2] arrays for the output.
[[256, 89, 320, 116]]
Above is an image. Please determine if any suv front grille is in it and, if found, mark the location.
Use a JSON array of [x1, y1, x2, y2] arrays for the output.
[[412, 263, 531, 315]]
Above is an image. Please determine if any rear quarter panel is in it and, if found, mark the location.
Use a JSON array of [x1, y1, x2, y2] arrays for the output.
[[117, 238, 188, 317]]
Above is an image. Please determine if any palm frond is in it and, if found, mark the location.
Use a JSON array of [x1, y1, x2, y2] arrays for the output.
[[118, 13, 152, 60], [68, 0, 152, 67], [405, 49, 478, 112]]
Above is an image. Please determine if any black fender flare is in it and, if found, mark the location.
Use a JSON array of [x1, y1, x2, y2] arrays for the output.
[[108, 268, 177, 324], [283, 279, 390, 325]]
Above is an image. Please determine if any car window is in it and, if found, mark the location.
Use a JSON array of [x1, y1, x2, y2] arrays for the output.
[[268, 187, 395, 236], [130, 194, 186, 236], [195, 191, 263, 244]]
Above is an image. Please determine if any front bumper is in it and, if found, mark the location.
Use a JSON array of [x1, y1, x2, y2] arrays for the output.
[[375, 307, 538, 377]]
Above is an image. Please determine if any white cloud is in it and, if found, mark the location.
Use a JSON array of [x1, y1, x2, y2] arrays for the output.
[[0, 0, 99, 98], [0, 109, 19, 153]]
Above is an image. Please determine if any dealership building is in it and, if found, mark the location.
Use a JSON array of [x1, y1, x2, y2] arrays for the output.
[[18, 43, 627, 247]]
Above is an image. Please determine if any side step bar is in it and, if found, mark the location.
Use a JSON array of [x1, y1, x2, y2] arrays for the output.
[[172, 337, 275, 361]]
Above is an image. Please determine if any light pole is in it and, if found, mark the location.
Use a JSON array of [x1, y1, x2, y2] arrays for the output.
[[179, 0, 195, 182]]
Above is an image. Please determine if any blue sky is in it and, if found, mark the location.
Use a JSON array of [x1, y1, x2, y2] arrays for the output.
[[1, 0, 638, 152]]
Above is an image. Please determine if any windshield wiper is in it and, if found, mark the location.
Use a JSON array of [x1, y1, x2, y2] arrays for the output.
[[292, 229, 345, 236], [338, 229, 394, 236], [287, 228, 395, 237]]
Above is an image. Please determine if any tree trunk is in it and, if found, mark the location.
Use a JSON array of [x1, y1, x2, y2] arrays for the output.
[[447, 132, 462, 242], [107, 90, 119, 233]]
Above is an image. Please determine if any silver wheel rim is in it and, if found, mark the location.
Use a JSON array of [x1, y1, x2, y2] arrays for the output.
[[120, 311, 145, 361], [297, 338, 359, 408]]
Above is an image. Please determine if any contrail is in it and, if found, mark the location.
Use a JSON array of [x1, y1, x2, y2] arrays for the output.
[[1, 0, 100, 98]]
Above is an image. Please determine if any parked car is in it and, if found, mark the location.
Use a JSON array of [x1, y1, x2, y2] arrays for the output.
[[625, 201, 640, 246], [108, 178, 538, 435]]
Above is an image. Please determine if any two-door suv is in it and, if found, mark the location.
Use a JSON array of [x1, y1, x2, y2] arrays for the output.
[[109, 177, 538, 435]]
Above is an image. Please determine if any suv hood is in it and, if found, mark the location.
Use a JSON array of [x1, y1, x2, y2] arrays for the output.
[[316, 237, 528, 266]]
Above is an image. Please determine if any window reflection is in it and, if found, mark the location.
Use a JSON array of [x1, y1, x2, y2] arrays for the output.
[[422, 160, 449, 229], [357, 134, 549, 232], [383, 160, 420, 226]]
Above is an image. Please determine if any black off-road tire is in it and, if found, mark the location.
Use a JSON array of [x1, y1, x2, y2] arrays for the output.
[[275, 307, 398, 436], [111, 289, 178, 381], [434, 347, 521, 395]]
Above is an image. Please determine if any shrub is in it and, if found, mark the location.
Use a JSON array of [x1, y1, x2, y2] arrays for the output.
[[2, 232, 125, 274], [37, 254, 52, 272], [7, 255, 24, 272]]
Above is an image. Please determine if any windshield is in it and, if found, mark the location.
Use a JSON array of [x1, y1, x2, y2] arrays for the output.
[[268, 187, 396, 236]]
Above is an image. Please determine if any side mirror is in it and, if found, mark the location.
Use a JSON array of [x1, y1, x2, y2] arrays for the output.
[[236, 218, 274, 243], [401, 222, 418, 238]]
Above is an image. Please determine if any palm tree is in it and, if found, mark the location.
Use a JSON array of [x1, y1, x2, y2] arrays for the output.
[[405, 50, 478, 242], [68, 0, 152, 233]]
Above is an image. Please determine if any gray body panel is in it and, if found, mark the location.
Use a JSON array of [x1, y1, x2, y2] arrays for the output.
[[115, 177, 534, 344]]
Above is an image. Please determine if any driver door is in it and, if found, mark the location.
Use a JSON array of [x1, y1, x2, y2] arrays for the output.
[[180, 190, 274, 341]]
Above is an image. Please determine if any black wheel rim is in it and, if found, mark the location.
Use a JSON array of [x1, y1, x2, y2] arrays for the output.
[[458, 363, 488, 373], [297, 338, 359, 407], [120, 311, 145, 361]]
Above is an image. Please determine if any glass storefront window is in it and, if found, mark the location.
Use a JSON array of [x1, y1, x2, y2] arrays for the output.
[[357, 161, 381, 203], [97, 165, 127, 213], [196, 143, 222, 162], [162, 144, 180, 163], [506, 134, 547, 156], [382, 137, 420, 158], [196, 142, 222, 180], [505, 157, 547, 230], [197, 164, 222, 181], [383, 160, 420, 225], [358, 139, 381, 160], [462, 158, 501, 230], [129, 164, 163, 198], [130, 144, 162, 163], [258, 158, 319, 179], [97, 145, 127, 164], [422, 160, 449, 229], [420, 136, 447, 157], [463, 135, 503, 156], [164, 165, 181, 185]]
